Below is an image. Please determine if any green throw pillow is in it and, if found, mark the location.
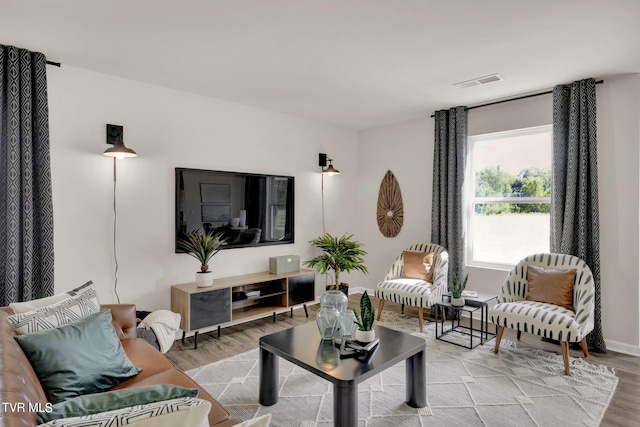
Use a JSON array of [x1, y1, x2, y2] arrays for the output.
[[14, 309, 141, 404], [37, 384, 198, 422]]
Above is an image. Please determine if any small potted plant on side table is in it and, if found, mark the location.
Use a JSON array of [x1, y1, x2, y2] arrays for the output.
[[353, 291, 376, 342], [449, 273, 469, 307]]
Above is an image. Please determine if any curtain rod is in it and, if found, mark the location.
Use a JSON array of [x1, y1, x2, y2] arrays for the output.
[[430, 79, 604, 117], [46, 61, 61, 67]]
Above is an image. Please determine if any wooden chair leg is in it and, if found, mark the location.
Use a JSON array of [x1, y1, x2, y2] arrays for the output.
[[580, 337, 589, 358], [516, 330, 522, 341], [494, 326, 505, 354], [376, 300, 384, 321], [417, 307, 424, 333], [560, 341, 571, 375]]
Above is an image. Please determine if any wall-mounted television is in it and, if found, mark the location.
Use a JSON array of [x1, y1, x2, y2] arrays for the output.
[[175, 168, 294, 250]]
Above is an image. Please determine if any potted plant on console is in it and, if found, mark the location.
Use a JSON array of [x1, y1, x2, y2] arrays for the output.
[[449, 273, 469, 307], [178, 229, 226, 287], [304, 233, 368, 295], [353, 291, 376, 343]]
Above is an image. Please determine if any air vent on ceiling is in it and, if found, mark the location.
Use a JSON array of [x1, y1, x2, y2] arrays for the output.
[[454, 73, 504, 89]]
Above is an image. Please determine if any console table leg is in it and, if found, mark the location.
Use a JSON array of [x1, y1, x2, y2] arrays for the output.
[[290, 307, 293, 317], [334, 383, 358, 427], [272, 312, 276, 322], [259, 347, 279, 406], [303, 304, 308, 318], [217, 325, 221, 338], [181, 331, 185, 344], [194, 331, 199, 349], [406, 349, 426, 408]]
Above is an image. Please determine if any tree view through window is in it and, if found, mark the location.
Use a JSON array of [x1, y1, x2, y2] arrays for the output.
[[467, 125, 552, 267]]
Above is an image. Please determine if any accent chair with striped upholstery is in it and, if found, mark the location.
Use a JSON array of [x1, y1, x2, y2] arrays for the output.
[[374, 243, 448, 332], [489, 253, 595, 375]]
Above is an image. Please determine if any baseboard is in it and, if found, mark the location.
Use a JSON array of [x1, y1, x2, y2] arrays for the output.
[[604, 339, 640, 356]]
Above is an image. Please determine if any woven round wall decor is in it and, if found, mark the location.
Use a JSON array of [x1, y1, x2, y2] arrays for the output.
[[376, 170, 403, 237]]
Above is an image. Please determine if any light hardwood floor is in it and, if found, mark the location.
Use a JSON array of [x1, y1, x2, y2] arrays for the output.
[[166, 294, 640, 427]]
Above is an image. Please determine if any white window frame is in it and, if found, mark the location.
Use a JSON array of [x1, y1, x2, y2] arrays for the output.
[[466, 124, 552, 270], [266, 176, 288, 241]]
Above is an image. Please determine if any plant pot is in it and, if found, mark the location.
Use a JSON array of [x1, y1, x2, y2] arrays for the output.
[[195, 271, 214, 287], [355, 329, 375, 343], [451, 296, 465, 307]]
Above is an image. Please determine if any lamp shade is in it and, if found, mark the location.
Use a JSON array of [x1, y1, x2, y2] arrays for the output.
[[103, 141, 137, 159], [321, 163, 340, 176]]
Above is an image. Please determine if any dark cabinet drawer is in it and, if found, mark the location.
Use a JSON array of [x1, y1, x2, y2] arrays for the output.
[[190, 288, 231, 330], [288, 272, 315, 306]]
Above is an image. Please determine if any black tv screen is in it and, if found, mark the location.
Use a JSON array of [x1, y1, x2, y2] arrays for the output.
[[175, 168, 294, 250]]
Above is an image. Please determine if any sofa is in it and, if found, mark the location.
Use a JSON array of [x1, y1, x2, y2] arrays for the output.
[[0, 303, 240, 427]]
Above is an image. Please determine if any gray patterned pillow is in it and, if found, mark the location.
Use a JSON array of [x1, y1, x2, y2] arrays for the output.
[[9, 280, 94, 314], [7, 286, 99, 334], [38, 397, 211, 427]]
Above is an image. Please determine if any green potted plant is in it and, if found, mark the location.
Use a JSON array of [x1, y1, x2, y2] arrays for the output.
[[303, 233, 368, 295], [449, 273, 469, 307], [353, 291, 376, 342], [178, 229, 226, 287]]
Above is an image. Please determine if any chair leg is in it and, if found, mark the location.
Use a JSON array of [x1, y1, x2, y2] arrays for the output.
[[494, 326, 505, 354], [580, 337, 589, 358], [517, 330, 522, 341], [417, 307, 424, 333], [560, 341, 571, 375], [376, 300, 384, 321], [401, 303, 405, 314]]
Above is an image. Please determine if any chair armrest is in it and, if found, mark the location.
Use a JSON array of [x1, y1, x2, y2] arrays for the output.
[[101, 304, 137, 341]]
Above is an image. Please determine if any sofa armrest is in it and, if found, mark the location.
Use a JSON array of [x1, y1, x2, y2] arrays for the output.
[[101, 304, 137, 341]]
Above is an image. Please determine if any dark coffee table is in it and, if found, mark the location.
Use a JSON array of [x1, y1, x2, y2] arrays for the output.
[[259, 322, 426, 426]]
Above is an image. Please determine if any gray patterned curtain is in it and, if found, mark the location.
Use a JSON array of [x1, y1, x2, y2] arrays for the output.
[[431, 106, 467, 280], [0, 44, 54, 305], [551, 78, 605, 352]]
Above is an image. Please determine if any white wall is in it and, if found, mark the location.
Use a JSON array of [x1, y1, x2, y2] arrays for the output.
[[356, 118, 434, 286], [47, 66, 358, 310], [597, 74, 640, 353], [356, 74, 640, 353]]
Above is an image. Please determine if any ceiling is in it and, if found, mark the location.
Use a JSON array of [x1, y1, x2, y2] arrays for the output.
[[1, 0, 639, 130]]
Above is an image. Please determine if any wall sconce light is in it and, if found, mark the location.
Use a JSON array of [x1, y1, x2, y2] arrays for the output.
[[319, 153, 340, 176], [103, 124, 137, 159], [103, 124, 137, 304]]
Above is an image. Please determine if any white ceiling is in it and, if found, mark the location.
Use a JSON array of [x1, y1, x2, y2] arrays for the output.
[[1, 0, 639, 130]]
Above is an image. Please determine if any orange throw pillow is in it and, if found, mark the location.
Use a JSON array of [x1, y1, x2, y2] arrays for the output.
[[402, 251, 435, 282], [525, 264, 577, 311]]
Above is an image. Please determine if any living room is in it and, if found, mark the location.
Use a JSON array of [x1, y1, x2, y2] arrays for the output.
[[1, 1, 639, 426]]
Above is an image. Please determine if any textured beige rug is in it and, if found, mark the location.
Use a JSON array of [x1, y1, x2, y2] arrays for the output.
[[186, 311, 618, 426]]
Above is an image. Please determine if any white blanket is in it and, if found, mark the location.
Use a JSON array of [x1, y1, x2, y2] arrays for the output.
[[138, 310, 181, 354]]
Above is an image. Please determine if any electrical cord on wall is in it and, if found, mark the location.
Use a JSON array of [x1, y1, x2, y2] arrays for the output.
[[321, 174, 326, 235], [112, 158, 121, 304]]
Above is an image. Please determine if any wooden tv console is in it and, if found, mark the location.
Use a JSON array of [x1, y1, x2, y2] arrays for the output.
[[171, 269, 315, 349]]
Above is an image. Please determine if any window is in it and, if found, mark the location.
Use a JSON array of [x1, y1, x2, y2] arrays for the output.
[[267, 177, 288, 241], [467, 125, 552, 268]]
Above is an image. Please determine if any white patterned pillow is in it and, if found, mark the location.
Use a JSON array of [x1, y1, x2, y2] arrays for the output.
[[10, 280, 94, 314], [8, 286, 100, 335], [38, 397, 211, 427]]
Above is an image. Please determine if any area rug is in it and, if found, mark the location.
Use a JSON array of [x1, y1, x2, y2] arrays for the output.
[[186, 311, 618, 426]]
